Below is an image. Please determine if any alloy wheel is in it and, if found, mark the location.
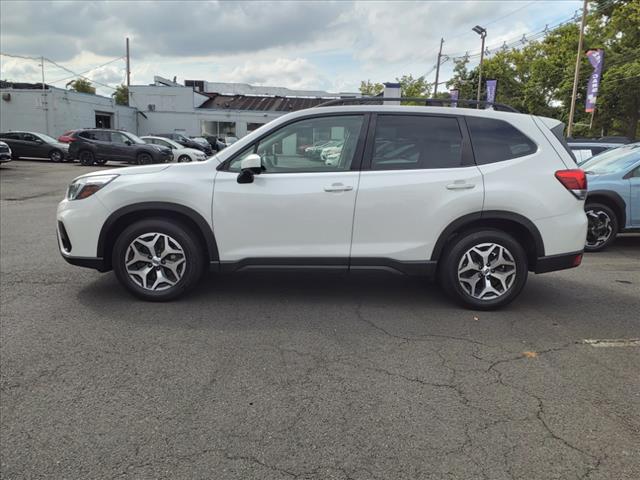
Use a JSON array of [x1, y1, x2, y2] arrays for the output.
[[125, 232, 186, 291], [51, 151, 62, 162], [586, 209, 613, 249], [457, 243, 517, 300]]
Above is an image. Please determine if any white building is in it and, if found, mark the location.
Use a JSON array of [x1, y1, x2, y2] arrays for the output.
[[0, 82, 137, 137], [0, 76, 359, 139], [131, 76, 359, 138]]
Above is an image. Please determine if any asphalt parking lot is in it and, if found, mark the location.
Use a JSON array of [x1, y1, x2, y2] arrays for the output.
[[1, 160, 639, 480]]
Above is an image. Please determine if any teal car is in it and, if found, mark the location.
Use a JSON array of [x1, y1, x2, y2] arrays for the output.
[[582, 143, 640, 251]]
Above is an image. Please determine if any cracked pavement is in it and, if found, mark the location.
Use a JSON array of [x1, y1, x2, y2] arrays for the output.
[[1, 161, 639, 479]]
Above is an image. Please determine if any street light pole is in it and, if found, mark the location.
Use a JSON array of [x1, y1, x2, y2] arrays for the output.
[[472, 25, 487, 103], [567, 0, 588, 138]]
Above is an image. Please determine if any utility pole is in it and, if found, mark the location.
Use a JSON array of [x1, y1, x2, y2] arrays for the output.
[[433, 38, 444, 96], [567, 0, 588, 138], [125, 37, 131, 88], [40, 56, 49, 135]]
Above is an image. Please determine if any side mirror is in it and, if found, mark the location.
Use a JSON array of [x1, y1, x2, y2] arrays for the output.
[[125, 140, 133, 146], [237, 154, 262, 184]]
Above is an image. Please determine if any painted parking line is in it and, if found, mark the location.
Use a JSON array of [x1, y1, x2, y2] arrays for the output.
[[581, 339, 640, 348]]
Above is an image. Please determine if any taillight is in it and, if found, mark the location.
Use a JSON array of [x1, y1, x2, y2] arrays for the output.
[[555, 169, 587, 200]]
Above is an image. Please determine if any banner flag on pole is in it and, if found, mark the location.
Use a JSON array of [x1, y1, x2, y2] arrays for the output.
[[449, 89, 459, 108], [485, 79, 498, 106], [585, 49, 604, 113]]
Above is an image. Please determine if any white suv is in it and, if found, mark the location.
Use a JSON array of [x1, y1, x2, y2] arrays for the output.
[[57, 105, 587, 309]]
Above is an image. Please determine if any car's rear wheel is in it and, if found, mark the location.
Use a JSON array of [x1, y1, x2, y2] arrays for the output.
[[439, 229, 528, 310], [177, 155, 191, 163], [112, 219, 204, 301], [79, 150, 95, 166], [136, 152, 152, 165], [49, 149, 64, 162], [585, 202, 618, 252]]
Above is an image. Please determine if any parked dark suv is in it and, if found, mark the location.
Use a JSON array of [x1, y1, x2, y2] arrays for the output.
[[0, 131, 71, 162], [155, 133, 213, 155], [69, 129, 173, 166]]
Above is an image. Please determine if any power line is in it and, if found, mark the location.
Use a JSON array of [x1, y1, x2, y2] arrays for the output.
[[48, 56, 124, 84], [44, 58, 119, 90]]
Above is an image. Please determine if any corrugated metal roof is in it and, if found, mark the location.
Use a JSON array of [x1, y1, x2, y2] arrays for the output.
[[198, 94, 327, 112]]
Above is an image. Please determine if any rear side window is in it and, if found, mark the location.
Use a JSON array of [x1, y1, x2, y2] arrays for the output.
[[550, 123, 576, 163], [467, 117, 537, 164], [371, 115, 463, 170]]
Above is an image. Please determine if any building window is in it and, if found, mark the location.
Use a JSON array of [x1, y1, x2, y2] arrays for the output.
[[203, 121, 236, 137]]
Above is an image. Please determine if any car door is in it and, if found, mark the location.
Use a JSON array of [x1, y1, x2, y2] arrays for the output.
[[350, 114, 484, 264], [108, 132, 132, 161], [628, 164, 640, 227], [21, 133, 44, 158], [213, 114, 366, 264]]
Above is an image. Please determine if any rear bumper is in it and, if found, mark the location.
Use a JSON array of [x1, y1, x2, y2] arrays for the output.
[[534, 251, 583, 274]]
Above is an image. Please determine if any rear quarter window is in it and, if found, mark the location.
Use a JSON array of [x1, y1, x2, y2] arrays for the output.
[[467, 117, 537, 165]]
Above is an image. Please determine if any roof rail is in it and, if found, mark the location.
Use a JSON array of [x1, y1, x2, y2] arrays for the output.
[[316, 97, 520, 113]]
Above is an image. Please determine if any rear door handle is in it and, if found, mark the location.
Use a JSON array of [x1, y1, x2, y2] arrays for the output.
[[446, 182, 475, 190], [324, 183, 353, 192]]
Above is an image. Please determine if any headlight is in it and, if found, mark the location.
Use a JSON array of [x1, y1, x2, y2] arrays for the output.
[[67, 174, 118, 200]]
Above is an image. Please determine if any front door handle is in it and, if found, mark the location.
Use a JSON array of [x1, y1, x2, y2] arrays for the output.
[[446, 181, 475, 190], [324, 183, 353, 193]]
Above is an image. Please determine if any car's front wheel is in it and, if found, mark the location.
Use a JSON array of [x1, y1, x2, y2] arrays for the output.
[[49, 149, 64, 162], [112, 219, 205, 301], [439, 230, 528, 310], [136, 152, 152, 165], [177, 155, 191, 163], [585, 202, 618, 252]]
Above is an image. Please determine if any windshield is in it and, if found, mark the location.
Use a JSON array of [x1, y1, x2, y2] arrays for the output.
[[124, 132, 146, 145], [581, 143, 640, 174], [36, 133, 59, 143]]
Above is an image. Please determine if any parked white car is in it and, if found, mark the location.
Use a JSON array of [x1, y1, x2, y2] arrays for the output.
[[141, 136, 206, 163], [57, 104, 587, 309], [0, 141, 12, 163], [321, 143, 343, 166]]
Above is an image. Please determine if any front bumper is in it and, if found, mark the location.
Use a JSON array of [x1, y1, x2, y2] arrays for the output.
[[534, 251, 583, 274]]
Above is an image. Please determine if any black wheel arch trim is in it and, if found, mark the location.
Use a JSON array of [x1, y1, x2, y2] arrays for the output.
[[586, 190, 626, 227], [430, 210, 545, 261], [97, 202, 219, 263]]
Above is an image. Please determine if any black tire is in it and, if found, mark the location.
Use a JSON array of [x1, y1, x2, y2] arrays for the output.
[[79, 150, 95, 166], [177, 155, 191, 163], [49, 149, 64, 162], [112, 219, 205, 301], [439, 229, 528, 310], [136, 152, 152, 165], [585, 202, 618, 252], [95, 158, 108, 166]]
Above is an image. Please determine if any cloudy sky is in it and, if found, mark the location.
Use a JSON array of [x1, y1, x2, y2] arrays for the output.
[[1, 0, 582, 96]]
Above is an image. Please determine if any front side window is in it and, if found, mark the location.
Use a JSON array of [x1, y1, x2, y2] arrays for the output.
[[467, 116, 537, 164], [110, 132, 130, 144], [228, 115, 364, 173], [371, 115, 463, 170], [23, 133, 39, 142]]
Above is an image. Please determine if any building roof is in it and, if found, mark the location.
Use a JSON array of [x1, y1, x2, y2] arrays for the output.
[[0, 81, 49, 90], [198, 94, 328, 112]]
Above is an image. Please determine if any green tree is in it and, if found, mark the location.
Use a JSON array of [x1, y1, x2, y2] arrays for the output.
[[66, 78, 96, 95], [397, 74, 430, 103], [446, 0, 639, 139], [359, 80, 384, 96], [112, 84, 129, 105]]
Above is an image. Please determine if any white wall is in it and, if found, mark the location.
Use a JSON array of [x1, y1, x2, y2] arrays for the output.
[[128, 85, 196, 113], [0, 87, 137, 136], [137, 109, 282, 138]]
